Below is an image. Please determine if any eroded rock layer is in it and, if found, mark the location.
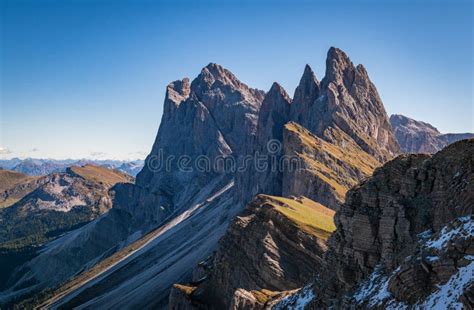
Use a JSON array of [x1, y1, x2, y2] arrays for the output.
[[305, 138, 474, 308], [169, 195, 335, 309]]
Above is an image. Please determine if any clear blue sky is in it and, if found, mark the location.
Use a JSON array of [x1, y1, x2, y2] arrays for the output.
[[1, 0, 472, 159]]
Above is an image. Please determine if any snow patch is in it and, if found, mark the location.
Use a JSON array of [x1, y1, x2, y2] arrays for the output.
[[274, 286, 315, 310], [420, 261, 473, 309], [353, 266, 393, 307], [425, 216, 472, 250], [352, 216, 473, 309]]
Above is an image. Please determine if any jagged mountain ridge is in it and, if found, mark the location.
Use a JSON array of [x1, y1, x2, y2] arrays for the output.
[[2, 47, 404, 308], [240, 47, 397, 206], [390, 114, 474, 153], [291, 48, 400, 161], [0, 158, 144, 177]]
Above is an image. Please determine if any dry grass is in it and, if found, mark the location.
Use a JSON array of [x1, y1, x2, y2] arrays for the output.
[[173, 284, 197, 296], [251, 289, 279, 304], [260, 195, 336, 239], [284, 122, 380, 201], [69, 165, 132, 187], [0, 198, 22, 209], [0, 170, 40, 208], [0, 170, 38, 192]]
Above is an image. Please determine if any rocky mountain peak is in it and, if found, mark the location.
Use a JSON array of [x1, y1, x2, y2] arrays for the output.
[[289, 64, 320, 127], [166, 78, 191, 105], [288, 47, 400, 161], [293, 64, 320, 107], [267, 82, 292, 103], [199, 63, 237, 86], [190, 63, 264, 105], [162, 78, 191, 119], [323, 46, 355, 86], [256, 82, 291, 139]]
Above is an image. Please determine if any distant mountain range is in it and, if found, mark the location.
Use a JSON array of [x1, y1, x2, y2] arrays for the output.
[[0, 158, 144, 177], [0, 47, 472, 309], [390, 114, 474, 153]]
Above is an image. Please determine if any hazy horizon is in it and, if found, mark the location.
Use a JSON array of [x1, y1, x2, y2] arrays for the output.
[[1, 0, 473, 160]]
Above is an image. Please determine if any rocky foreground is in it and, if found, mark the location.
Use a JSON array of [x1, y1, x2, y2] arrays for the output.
[[169, 195, 335, 309], [170, 138, 473, 309]]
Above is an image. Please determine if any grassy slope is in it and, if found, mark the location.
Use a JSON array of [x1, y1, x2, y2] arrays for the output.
[[260, 194, 336, 240], [0, 170, 32, 191], [0, 170, 40, 209], [285, 122, 380, 201], [69, 164, 133, 187]]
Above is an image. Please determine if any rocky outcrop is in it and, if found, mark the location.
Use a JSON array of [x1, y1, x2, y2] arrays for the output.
[[290, 65, 320, 128], [390, 114, 474, 153], [348, 215, 473, 309], [302, 138, 474, 308], [169, 195, 335, 309]]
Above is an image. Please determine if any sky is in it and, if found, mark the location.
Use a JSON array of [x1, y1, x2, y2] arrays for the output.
[[1, 0, 472, 160]]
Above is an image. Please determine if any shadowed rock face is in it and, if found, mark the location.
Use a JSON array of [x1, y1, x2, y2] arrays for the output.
[[248, 83, 292, 197], [390, 114, 474, 153], [290, 64, 320, 127], [306, 138, 474, 308]]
